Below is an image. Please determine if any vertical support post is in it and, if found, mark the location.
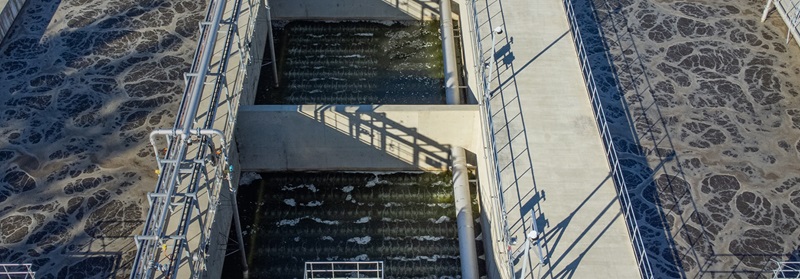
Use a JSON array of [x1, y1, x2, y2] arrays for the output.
[[264, 0, 279, 87], [230, 183, 250, 277], [762, 0, 775, 22]]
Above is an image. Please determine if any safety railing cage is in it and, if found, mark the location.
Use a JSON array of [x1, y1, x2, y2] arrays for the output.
[[304, 261, 384, 279], [774, 261, 800, 279], [461, 0, 516, 277], [0, 264, 35, 279]]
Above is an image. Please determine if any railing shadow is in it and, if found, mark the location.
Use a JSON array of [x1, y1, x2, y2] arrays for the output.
[[464, 0, 546, 277], [301, 105, 453, 169], [564, 0, 732, 277]]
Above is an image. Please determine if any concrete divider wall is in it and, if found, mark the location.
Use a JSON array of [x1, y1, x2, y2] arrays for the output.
[[270, 0, 441, 20], [0, 0, 27, 44], [236, 104, 480, 171]]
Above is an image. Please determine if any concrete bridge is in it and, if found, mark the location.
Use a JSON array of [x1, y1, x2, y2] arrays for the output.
[[115, 0, 645, 277], [0, 0, 645, 277]]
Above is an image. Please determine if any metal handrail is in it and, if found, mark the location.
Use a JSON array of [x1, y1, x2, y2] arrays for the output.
[[463, 1, 515, 278], [304, 261, 384, 279], [0, 264, 35, 279], [130, 0, 252, 276], [773, 261, 800, 279], [562, 0, 656, 278]]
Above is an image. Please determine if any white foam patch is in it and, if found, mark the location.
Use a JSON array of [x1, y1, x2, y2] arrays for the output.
[[412, 236, 445, 241], [283, 199, 296, 207], [302, 201, 323, 207], [282, 184, 319, 192], [239, 172, 262, 186], [311, 217, 339, 225], [354, 216, 370, 224], [342, 185, 354, 193], [348, 236, 371, 245], [276, 218, 302, 227], [430, 216, 450, 224]]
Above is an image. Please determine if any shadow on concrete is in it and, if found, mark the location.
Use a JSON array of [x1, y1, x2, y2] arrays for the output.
[[311, 104, 452, 168], [236, 105, 481, 171], [473, 0, 548, 277], [562, 0, 771, 277]]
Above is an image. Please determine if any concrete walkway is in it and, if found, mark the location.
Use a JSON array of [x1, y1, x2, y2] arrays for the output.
[[471, 0, 640, 277]]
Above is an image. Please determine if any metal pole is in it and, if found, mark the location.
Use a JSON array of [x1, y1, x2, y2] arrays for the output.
[[264, 0, 279, 87], [762, 0, 775, 22], [230, 184, 250, 277], [181, 0, 227, 136]]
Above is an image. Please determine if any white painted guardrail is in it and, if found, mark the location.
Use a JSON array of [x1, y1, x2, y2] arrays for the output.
[[562, 0, 656, 278]]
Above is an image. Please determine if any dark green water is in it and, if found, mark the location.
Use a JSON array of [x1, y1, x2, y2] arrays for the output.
[[256, 21, 446, 104], [221, 172, 484, 278]]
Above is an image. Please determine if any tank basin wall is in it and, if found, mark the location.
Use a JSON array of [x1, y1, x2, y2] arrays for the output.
[[236, 104, 479, 171], [269, 0, 441, 20]]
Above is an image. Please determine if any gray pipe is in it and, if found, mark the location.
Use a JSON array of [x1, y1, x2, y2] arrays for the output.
[[452, 147, 479, 279], [441, 1, 479, 277], [441, 0, 461, 104]]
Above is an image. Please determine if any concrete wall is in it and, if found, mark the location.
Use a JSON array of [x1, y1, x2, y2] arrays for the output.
[[236, 104, 479, 171], [0, 0, 27, 44], [270, 0, 441, 20]]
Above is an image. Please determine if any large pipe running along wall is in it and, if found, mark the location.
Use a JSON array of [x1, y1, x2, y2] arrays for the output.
[[451, 147, 479, 279], [441, 0, 479, 277], [441, 0, 461, 104]]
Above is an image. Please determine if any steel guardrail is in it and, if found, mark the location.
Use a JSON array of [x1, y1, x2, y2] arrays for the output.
[[462, 1, 516, 278], [130, 0, 251, 276], [562, 0, 656, 278]]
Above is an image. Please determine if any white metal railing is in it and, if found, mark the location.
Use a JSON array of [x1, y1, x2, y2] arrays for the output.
[[130, 0, 255, 277], [304, 261, 384, 279], [763, 0, 800, 46], [0, 264, 35, 279], [562, 0, 656, 278], [773, 261, 800, 279], [463, 1, 515, 278]]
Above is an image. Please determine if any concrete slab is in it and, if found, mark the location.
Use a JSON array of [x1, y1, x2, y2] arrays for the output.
[[236, 105, 480, 171], [469, 0, 641, 277]]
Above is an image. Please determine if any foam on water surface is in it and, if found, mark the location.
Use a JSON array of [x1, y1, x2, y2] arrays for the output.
[[574, 0, 800, 276]]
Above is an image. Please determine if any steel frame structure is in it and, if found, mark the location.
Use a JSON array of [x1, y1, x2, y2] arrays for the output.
[[129, 0, 256, 277]]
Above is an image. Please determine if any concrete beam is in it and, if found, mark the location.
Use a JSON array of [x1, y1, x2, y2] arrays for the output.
[[236, 105, 480, 171]]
